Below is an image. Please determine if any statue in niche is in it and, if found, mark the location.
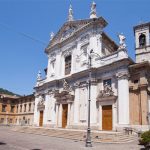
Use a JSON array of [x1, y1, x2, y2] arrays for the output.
[[118, 33, 126, 49]]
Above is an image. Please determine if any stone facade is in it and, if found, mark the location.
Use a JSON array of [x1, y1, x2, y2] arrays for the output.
[[34, 3, 132, 131]]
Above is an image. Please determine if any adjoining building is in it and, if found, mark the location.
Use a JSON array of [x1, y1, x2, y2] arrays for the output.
[[129, 22, 150, 130], [34, 2, 134, 131], [0, 94, 19, 125], [0, 93, 35, 126], [15, 94, 35, 126]]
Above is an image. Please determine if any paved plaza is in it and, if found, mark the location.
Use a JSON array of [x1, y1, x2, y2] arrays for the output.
[[0, 127, 145, 150]]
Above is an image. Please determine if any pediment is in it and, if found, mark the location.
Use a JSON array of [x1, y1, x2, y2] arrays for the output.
[[46, 17, 107, 52]]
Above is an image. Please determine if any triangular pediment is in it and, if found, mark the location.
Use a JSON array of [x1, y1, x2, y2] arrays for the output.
[[46, 17, 107, 51]]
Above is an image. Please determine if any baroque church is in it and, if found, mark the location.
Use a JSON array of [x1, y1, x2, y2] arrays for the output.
[[33, 2, 150, 131]]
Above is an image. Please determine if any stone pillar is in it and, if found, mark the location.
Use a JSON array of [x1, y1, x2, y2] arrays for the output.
[[43, 94, 49, 125], [73, 86, 80, 124], [58, 104, 62, 127], [55, 52, 61, 77], [140, 85, 148, 125], [55, 104, 59, 127], [99, 105, 102, 130], [112, 102, 117, 130], [117, 72, 129, 126], [90, 82, 97, 124], [67, 103, 71, 127], [33, 95, 39, 126]]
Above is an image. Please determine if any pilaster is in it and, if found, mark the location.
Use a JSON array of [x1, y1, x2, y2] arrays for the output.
[[116, 71, 130, 125], [73, 84, 80, 124]]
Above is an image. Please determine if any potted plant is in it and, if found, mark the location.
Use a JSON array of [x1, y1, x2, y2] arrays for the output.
[[139, 130, 150, 149]]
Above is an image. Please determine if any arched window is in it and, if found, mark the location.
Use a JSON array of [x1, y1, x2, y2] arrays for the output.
[[139, 34, 146, 47]]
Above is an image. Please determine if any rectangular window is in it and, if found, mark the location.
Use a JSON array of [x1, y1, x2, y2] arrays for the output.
[[29, 103, 31, 112], [9, 119, 12, 123], [0, 118, 4, 123], [16, 105, 18, 113], [65, 55, 71, 75], [24, 104, 26, 112], [20, 105, 22, 112], [10, 105, 15, 113], [103, 79, 112, 87], [2, 105, 6, 112]]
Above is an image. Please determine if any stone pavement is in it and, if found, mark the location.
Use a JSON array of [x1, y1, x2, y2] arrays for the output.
[[0, 126, 145, 150]]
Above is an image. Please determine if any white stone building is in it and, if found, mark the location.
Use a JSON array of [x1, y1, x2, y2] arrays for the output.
[[33, 3, 133, 131]]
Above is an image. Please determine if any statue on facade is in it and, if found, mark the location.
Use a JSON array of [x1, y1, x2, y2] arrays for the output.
[[90, 1, 97, 19], [37, 70, 42, 81], [63, 79, 72, 92], [50, 32, 54, 41], [97, 83, 114, 98], [118, 33, 126, 49], [68, 4, 74, 21]]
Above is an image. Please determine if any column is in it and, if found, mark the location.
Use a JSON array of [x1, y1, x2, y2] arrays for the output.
[[55, 104, 59, 127], [43, 94, 49, 125], [58, 104, 62, 127], [117, 72, 129, 125], [67, 103, 71, 127], [112, 102, 117, 130], [55, 52, 61, 77], [73, 87, 80, 124], [90, 83, 97, 124], [99, 105, 102, 130], [33, 96, 39, 126]]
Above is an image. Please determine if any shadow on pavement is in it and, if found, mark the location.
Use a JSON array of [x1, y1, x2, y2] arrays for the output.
[[0, 142, 6, 145]]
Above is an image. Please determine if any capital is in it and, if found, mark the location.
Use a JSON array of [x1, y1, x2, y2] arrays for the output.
[[116, 71, 129, 80]]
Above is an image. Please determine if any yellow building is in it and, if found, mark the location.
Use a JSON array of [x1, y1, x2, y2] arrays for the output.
[[0, 94, 35, 126], [0, 94, 19, 125]]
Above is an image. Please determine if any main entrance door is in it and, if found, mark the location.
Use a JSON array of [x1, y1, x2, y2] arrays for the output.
[[39, 111, 43, 127], [62, 104, 68, 128], [102, 105, 112, 130]]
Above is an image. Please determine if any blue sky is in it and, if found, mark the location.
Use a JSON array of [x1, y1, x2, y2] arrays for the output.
[[0, 0, 150, 95]]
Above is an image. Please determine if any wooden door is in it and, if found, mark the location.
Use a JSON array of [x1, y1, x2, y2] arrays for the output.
[[39, 111, 43, 127], [102, 105, 112, 130], [62, 104, 68, 128]]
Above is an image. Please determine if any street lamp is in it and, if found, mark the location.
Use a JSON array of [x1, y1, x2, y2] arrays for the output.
[[77, 49, 101, 147]]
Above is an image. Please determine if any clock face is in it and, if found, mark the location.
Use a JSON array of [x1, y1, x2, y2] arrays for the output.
[[61, 25, 77, 40]]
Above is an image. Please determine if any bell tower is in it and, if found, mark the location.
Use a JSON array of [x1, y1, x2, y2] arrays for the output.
[[134, 22, 150, 63]]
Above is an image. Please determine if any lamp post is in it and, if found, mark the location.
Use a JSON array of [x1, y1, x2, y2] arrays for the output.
[[77, 49, 101, 147], [85, 50, 92, 147]]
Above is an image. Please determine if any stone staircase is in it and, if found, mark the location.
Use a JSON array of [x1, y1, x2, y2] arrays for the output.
[[11, 126, 138, 144]]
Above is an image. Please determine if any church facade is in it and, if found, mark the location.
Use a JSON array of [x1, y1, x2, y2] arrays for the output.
[[33, 2, 150, 131]]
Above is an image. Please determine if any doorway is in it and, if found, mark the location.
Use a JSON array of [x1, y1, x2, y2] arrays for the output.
[[39, 111, 43, 127], [102, 105, 112, 130], [62, 104, 68, 128]]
